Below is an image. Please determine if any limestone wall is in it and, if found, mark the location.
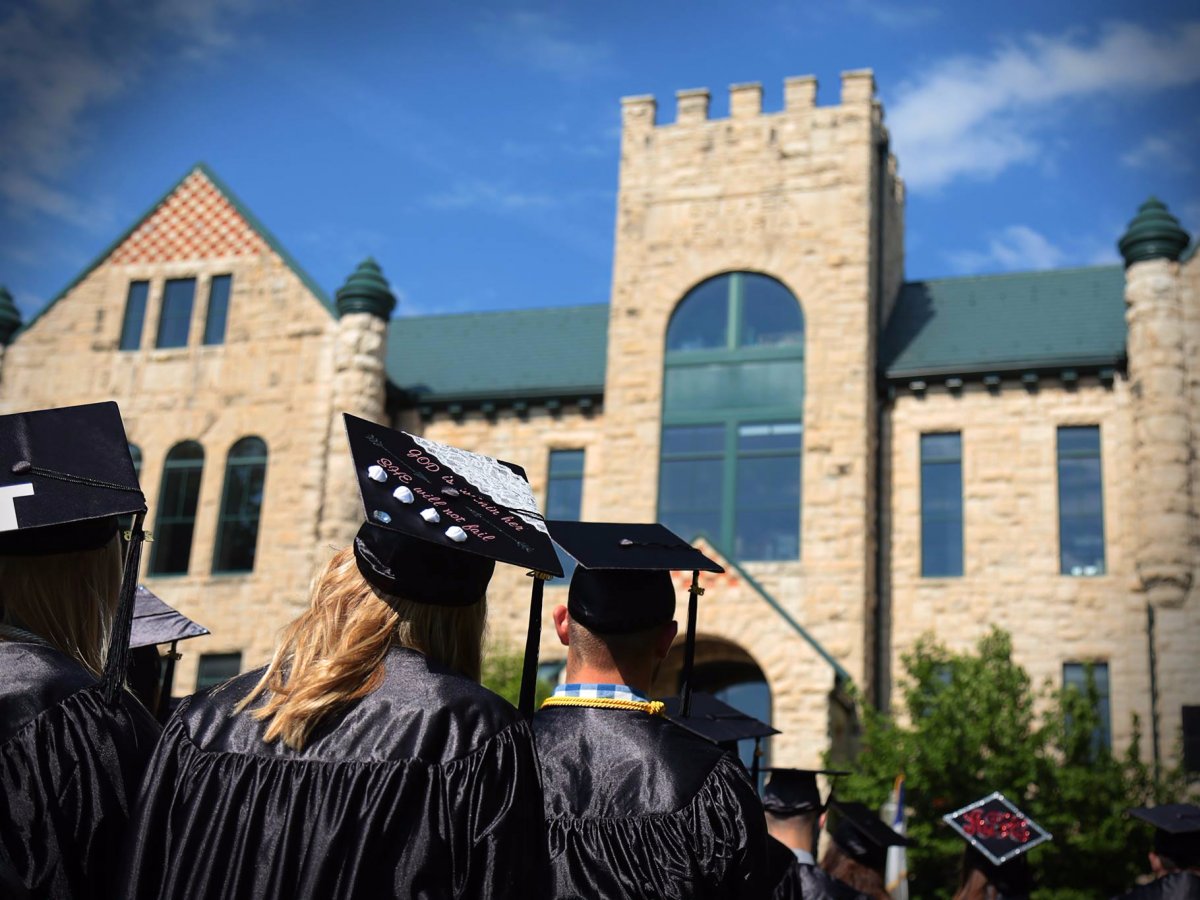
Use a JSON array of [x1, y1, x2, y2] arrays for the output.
[[0, 172, 338, 692], [883, 379, 1172, 754]]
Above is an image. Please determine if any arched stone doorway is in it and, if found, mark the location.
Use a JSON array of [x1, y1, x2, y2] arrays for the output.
[[653, 636, 773, 774]]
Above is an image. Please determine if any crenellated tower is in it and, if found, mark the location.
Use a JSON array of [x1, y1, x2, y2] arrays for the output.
[[600, 73, 905, 755]]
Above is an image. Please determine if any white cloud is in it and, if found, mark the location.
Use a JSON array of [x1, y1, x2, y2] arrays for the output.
[[844, 0, 940, 30], [890, 21, 1200, 191], [0, 0, 267, 226], [1120, 134, 1193, 172], [947, 225, 1067, 273], [426, 180, 560, 213], [474, 10, 611, 81]]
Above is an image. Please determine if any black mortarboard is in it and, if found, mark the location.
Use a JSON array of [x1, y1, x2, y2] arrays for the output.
[[0, 402, 149, 707], [762, 768, 850, 816], [829, 800, 913, 873], [547, 520, 723, 717], [663, 692, 780, 782], [130, 586, 210, 649], [663, 692, 779, 745], [943, 792, 1051, 867], [1130, 803, 1200, 868], [345, 414, 561, 716], [0, 402, 144, 555], [346, 413, 561, 605]]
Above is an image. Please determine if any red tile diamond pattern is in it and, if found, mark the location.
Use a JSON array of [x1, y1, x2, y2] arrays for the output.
[[108, 170, 267, 265]]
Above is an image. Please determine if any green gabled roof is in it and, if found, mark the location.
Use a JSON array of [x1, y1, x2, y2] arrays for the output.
[[16, 162, 333, 337], [881, 265, 1126, 381], [387, 303, 609, 402]]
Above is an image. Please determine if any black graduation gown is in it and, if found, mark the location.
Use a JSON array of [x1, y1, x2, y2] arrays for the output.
[[1113, 873, 1200, 900], [766, 835, 867, 900], [120, 647, 548, 899], [0, 640, 161, 899], [533, 705, 769, 899]]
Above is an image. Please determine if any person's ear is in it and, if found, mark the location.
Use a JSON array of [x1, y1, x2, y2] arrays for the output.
[[655, 620, 679, 659], [552, 604, 571, 647]]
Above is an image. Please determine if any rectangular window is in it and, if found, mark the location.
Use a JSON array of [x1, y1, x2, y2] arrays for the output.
[[921, 432, 963, 577], [734, 422, 802, 560], [156, 278, 196, 348], [1058, 426, 1105, 576], [202, 275, 232, 346], [546, 449, 585, 583], [119, 281, 149, 351], [1063, 661, 1112, 752], [659, 425, 725, 548], [196, 652, 242, 692]]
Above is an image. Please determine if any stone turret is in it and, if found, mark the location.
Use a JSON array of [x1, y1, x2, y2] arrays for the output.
[[0, 286, 22, 383], [1121, 198, 1194, 606], [318, 259, 395, 547]]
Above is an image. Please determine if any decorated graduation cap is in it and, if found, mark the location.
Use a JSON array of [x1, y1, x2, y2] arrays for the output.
[[943, 792, 1051, 867], [762, 768, 850, 817], [344, 414, 561, 714], [828, 800, 913, 874], [547, 520, 724, 718], [0, 402, 148, 705], [1129, 803, 1200, 868], [663, 692, 779, 781]]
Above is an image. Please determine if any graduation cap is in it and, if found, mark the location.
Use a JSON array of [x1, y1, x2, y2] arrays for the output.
[[762, 768, 850, 817], [0, 402, 148, 705], [1129, 803, 1200, 868], [547, 520, 724, 718], [0, 402, 144, 555], [943, 792, 1051, 867], [829, 800, 913, 874], [129, 585, 209, 720], [130, 585, 209, 649], [662, 692, 779, 782], [344, 414, 561, 715]]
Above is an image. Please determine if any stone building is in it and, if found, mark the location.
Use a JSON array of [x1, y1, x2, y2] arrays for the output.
[[1, 71, 1196, 769]]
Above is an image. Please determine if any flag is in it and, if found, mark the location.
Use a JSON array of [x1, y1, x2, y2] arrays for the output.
[[882, 774, 909, 900]]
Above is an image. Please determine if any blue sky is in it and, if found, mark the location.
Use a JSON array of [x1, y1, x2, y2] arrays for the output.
[[1, 0, 1197, 321]]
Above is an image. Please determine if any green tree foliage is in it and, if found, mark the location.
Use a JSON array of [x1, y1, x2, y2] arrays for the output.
[[481, 645, 553, 708], [832, 629, 1195, 899]]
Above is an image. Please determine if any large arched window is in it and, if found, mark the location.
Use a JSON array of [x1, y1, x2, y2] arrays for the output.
[[149, 441, 204, 575], [659, 272, 804, 561], [212, 437, 268, 574]]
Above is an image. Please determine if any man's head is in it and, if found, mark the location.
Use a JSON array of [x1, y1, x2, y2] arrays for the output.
[[553, 568, 679, 690], [1130, 804, 1200, 878], [762, 769, 838, 854]]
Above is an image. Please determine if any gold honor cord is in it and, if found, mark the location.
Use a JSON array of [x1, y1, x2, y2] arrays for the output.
[[540, 696, 666, 716]]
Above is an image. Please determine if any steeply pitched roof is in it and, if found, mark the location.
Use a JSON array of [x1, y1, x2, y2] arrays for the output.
[[17, 162, 332, 337], [386, 303, 608, 403], [881, 265, 1126, 381]]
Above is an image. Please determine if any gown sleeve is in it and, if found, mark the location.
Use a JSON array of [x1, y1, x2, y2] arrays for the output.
[[0, 686, 161, 899]]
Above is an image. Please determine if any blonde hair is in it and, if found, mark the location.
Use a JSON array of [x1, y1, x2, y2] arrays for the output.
[[0, 534, 124, 677], [237, 546, 487, 750]]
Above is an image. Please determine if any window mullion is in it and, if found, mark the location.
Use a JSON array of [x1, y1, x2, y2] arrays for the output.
[[721, 418, 738, 552], [728, 273, 742, 350]]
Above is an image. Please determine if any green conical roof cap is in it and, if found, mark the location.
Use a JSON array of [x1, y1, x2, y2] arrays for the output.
[[1118, 197, 1190, 266], [0, 286, 22, 345], [335, 258, 396, 319]]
